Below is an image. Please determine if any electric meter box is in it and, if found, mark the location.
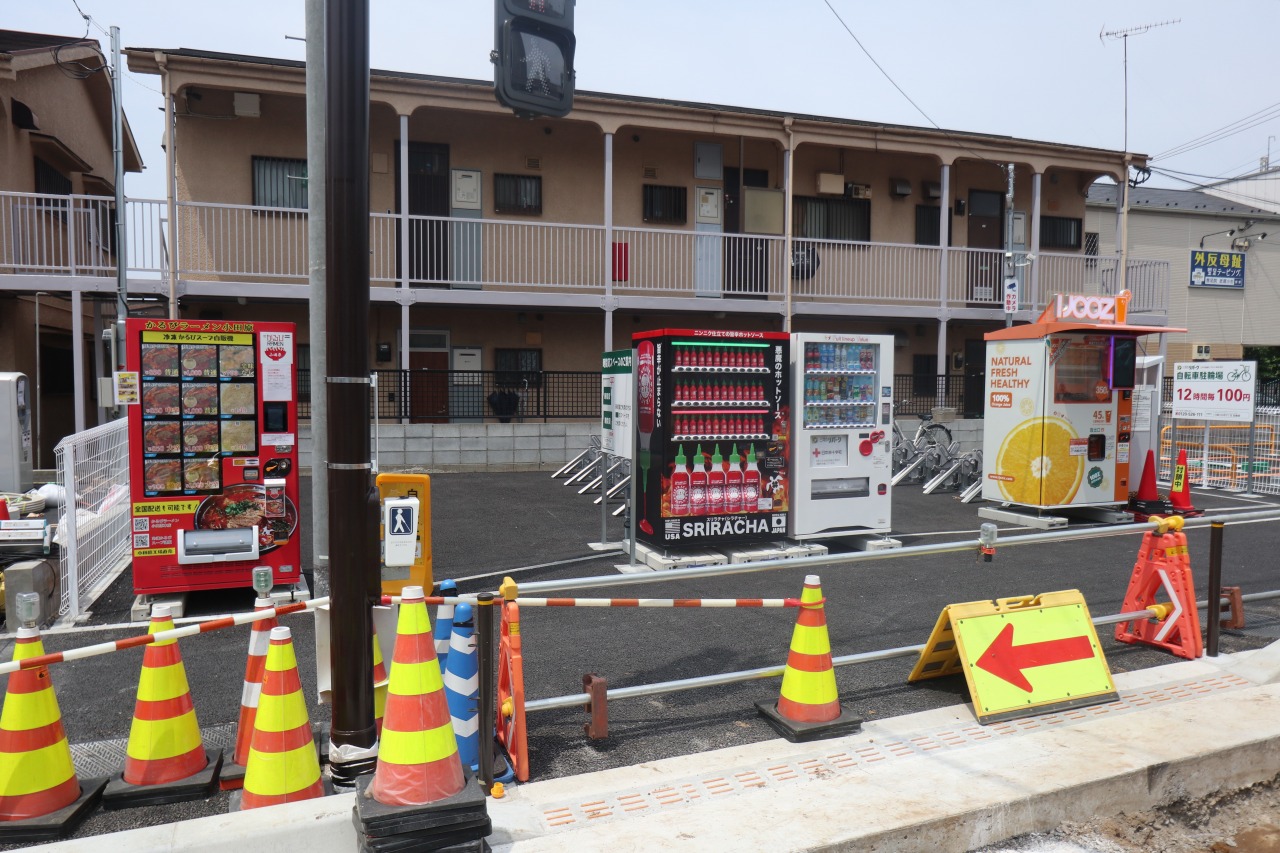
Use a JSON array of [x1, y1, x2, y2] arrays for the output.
[[0, 373, 34, 494]]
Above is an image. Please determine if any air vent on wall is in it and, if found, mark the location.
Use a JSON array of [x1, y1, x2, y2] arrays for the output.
[[524, 156, 542, 170], [643, 165, 658, 179], [233, 92, 260, 118]]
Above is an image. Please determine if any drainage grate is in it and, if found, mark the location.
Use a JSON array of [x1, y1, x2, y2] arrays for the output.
[[69, 722, 238, 777], [537, 673, 1253, 831]]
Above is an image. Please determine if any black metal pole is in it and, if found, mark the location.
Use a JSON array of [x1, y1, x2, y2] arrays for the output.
[[1206, 521, 1224, 657], [325, 0, 378, 783], [475, 592, 496, 792]]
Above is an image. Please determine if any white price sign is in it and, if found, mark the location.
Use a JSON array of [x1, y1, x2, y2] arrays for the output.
[[1171, 361, 1256, 422]]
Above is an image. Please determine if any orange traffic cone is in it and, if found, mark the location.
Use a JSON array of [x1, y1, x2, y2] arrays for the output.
[[239, 626, 325, 809], [1169, 449, 1203, 517], [756, 575, 861, 742], [1127, 449, 1172, 521], [103, 604, 221, 809], [220, 598, 277, 791], [0, 625, 105, 842], [0, 498, 9, 521], [355, 587, 490, 850], [368, 586, 466, 806], [373, 626, 389, 735]]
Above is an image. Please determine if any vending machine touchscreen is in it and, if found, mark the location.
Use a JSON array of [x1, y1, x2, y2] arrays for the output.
[[126, 319, 302, 594]]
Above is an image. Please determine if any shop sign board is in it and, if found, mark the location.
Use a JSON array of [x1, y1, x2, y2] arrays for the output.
[[1172, 361, 1256, 422]]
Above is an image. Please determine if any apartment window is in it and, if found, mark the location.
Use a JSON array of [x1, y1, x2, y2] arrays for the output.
[[1040, 216, 1083, 250], [495, 347, 542, 388], [34, 157, 71, 196], [916, 204, 954, 246], [642, 185, 687, 225], [794, 196, 870, 242], [912, 353, 938, 397], [252, 156, 308, 209], [494, 174, 542, 215]]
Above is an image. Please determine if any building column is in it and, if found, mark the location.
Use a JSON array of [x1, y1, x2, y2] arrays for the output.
[[936, 319, 948, 407], [71, 290, 85, 433], [937, 164, 951, 405], [1029, 171, 1042, 309], [782, 120, 794, 332], [603, 131, 614, 352], [399, 114, 411, 424]]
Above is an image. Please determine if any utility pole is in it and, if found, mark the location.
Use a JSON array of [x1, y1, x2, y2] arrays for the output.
[[1003, 164, 1015, 328], [325, 0, 378, 784], [1100, 19, 1178, 297], [306, 0, 329, 598]]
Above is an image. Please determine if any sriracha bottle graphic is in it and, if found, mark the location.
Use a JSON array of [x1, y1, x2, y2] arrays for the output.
[[689, 444, 708, 516], [670, 444, 691, 516], [707, 444, 726, 515], [742, 444, 761, 512], [726, 444, 743, 513]]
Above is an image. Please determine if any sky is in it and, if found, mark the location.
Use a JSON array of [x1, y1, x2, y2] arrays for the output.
[[10, 1, 1280, 202]]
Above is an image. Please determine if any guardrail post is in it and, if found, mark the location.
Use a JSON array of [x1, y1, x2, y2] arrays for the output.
[[1207, 520, 1224, 657], [475, 592, 496, 792]]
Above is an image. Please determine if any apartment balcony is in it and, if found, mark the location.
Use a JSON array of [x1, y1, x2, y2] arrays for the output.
[[0, 192, 1170, 319]]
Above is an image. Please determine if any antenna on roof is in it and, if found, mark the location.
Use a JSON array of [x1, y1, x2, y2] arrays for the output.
[[1099, 19, 1180, 153]]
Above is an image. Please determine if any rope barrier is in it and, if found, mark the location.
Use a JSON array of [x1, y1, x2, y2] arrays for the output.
[[0, 597, 329, 675]]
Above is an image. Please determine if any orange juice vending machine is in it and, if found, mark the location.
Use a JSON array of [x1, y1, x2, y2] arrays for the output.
[[126, 319, 302, 594], [789, 333, 895, 539], [981, 293, 1179, 510]]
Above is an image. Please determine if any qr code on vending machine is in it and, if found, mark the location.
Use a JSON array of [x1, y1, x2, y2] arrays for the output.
[[132, 517, 150, 532], [132, 533, 151, 549]]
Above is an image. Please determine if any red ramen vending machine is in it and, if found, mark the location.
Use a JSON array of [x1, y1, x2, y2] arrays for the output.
[[125, 318, 302, 594]]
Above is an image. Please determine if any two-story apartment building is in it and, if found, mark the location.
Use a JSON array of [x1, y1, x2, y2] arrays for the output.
[[0, 29, 143, 465]]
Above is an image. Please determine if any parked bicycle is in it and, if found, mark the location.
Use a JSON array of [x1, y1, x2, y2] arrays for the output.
[[891, 413, 953, 474]]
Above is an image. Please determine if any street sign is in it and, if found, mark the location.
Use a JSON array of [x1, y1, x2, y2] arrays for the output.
[[1171, 360, 1256, 422], [1003, 278, 1019, 314], [909, 589, 1117, 724], [383, 496, 419, 568], [601, 349, 633, 458]]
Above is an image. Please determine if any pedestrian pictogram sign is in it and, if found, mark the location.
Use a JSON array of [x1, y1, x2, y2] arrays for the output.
[[377, 472, 432, 594], [909, 589, 1117, 724]]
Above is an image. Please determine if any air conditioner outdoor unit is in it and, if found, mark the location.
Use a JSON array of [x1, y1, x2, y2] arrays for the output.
[[816, 172, 844, 195], [1193, 343, 1212, 361], [846, 183, 872, 199]]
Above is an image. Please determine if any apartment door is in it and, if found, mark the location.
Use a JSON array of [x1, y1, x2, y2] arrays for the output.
[[966, 190, 1003, 304], [723, 167, 770, 298], [395, 142, 450, 285], [963, 338, 986, 418], [408, 350, 449, 423]]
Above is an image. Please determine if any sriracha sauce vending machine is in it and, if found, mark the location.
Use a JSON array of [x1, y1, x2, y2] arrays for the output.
[[633, 329, 791, 549], [126, 318, 302, 594]]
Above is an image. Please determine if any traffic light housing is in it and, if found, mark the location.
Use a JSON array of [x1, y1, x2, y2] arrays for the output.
[[492, 0, 576, 119]]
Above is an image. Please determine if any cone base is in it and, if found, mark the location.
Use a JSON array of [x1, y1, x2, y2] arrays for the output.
[[218, 760, 247, 791], [102, 749, 223, 810], [357, 831, 491, 853], [755, 699, 862, 743], [354, 771, 489, 840], [0, 777, 106, 844]]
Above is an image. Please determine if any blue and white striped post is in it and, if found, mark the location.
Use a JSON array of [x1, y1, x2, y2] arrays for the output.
[[443, 603, 479, 770], [433, 578, 457, 671]]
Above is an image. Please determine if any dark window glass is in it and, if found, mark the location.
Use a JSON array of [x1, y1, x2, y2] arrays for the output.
[[1041, 216, 1083, 250], [794, 196, 870, 242], [912, 353, 938, 397], [642, 185, 687, 225], [915, 205, 941, 246], [495, 347, 543, 388], [252, 156, 308, 209], [34, 157, 71, 196], [494, 174, 543, 216]]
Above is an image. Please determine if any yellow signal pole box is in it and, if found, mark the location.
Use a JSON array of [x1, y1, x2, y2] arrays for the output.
[[376, 472, 432, 595]]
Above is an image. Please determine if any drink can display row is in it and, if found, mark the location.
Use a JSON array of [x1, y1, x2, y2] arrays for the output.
[[803, 404, 876, 428], [805, 343, 876, 372], [673, 414, 767, 438], [674, 346, 767, 369], [803, 376, 874, 403], [675, 380, 767, 403]]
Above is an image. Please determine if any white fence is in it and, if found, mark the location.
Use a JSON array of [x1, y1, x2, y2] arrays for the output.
[[1156, 407, 1280, 495], [54, 419, 131, 620]]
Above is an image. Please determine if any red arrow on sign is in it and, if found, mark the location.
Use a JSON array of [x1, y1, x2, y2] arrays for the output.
[[975, 622, 1094, 693]]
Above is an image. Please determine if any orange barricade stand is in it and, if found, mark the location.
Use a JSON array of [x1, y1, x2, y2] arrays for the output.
[[495, 602, 528, 783], [1115, 517, 1203, 660]]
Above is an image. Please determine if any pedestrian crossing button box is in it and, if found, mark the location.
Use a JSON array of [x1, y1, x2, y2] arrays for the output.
[[383, 496, 419, 568]]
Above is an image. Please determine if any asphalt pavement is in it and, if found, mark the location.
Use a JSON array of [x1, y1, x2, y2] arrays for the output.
[[2, 471, 1278, 848]]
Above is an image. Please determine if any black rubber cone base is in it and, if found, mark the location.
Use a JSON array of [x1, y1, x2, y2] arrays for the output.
[[755, 700, 863, 743], [102, 749, 223, 810], [0, 777, 106, 844], [219, 759, 247, 791], [354, 770, 491, 851], [1127, 499, 1173, 521]]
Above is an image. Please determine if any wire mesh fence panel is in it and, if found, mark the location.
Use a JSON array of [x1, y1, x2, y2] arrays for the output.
[[54, 419, 131, 619], [892, 375, 966, 417], [1156, 407, 1280, 495]]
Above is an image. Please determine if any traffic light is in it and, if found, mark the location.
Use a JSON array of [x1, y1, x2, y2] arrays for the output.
[[492, 0, 576, 119]]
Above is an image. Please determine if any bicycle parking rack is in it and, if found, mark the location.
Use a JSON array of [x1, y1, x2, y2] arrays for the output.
[[923, 448, 983, 495]]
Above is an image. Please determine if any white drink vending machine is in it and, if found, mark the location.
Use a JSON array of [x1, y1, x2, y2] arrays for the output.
[[789, 333, 895, 540]]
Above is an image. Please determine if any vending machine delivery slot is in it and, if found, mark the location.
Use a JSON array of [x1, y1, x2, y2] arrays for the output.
[[176, 528, 260, 565]]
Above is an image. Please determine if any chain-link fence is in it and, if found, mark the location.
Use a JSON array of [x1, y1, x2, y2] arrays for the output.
[[54, 418, 131, 619]]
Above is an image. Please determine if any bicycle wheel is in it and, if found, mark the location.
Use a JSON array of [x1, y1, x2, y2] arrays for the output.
[[919, 423, 953, 450]]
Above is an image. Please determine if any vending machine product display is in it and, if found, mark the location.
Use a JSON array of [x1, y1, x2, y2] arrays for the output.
[[633, 329, 791, 548], [789, 333, 895, 539], [126, 318, 302, 594], [981, 293, 1183, 510]]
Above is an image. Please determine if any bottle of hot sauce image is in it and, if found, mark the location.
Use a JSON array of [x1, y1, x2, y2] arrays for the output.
[[636, 339, 656, 535], [726, 444, 744, 513], [707, 444, 726, 515], [742, 444, 761, 512], [689, 444, 708, 516], [670, 444, 691, 516]]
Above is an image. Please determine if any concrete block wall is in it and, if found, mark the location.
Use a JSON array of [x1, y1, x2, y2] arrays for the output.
[[298, 422, 596, 472]]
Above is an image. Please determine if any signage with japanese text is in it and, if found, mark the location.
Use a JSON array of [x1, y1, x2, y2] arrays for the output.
[[1172, 361, 1256, 421], [1189, 250, 1245, 289]]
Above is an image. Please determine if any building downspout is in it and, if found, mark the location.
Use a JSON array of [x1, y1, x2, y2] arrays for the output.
[[156, 52, 179, 319], [782, 118, 794, 333]]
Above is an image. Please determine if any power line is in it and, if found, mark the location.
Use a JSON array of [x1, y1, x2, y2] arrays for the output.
[[1155, 102, 1280, 162]]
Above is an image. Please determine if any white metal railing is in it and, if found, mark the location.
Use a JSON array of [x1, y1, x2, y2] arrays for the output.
[[1156, 406, 1280, 495], [54, 418, 131, 620], [0, 192, 1172, 312]]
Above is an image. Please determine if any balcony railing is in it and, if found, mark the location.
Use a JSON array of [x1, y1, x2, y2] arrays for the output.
[[0, 192, 1169, 315]]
